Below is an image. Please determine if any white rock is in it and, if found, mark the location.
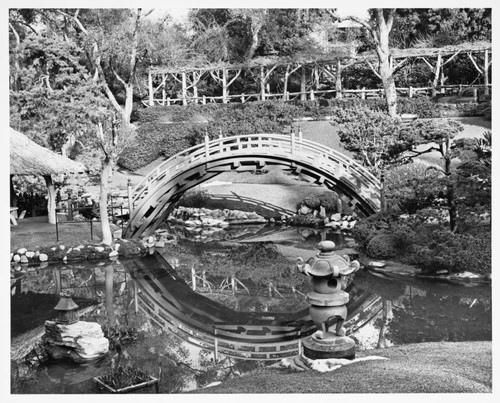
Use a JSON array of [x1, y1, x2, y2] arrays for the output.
[[154, 241, 165, 248], [13, 254, 21, 263], [20, 255, 29, 263], [330, 213, 342, 222], [17, 248, 27, 255], [59, 245, 66, 250], [95, 246, 105, 252], [368, 261, 386, 268], [109, 250, 119, 257], [299, 205, 313, 215], [39, 253, 48, 262], [26, 251, 35, 259], [62, 256, 67, 262]]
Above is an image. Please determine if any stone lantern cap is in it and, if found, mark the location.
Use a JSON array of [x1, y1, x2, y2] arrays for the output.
[[304, 241, 352, 277], [54, 291, 79, 311]]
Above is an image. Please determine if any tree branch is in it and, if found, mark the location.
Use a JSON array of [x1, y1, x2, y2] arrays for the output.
[[395, 146, 441, 162], [385, 9, 395, 32], [128, 9, 142, 82]]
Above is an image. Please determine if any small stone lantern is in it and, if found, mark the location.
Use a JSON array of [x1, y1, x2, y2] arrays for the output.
[[54, 291, 79, 325], [296, 240, 360, 360]]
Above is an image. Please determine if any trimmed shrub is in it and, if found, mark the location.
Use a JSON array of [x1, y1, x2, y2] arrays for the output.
[[366, 232, 400, 259], [299, 192, 342, 215], [177, 188, 211, 208], [384, 161, 445, 214]]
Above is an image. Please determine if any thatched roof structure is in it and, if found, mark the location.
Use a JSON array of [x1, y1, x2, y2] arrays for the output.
[[10, 128, 87, 176]]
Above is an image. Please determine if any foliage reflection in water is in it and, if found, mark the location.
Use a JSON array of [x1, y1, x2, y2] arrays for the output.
[[11, 227, 491, 394]]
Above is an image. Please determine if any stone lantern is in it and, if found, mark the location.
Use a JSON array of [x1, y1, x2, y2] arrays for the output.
[[54, 291, 79, 325], [296, 240, 360, 360]]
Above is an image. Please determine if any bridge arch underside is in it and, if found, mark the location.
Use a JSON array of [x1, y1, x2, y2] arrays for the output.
[[124, 154, 381, 239]]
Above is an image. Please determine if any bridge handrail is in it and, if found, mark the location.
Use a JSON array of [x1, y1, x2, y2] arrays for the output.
[[132, 134, 380, 205]]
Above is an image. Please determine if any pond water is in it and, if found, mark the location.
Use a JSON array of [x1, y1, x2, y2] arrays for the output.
[[11, 225, 491, 393]]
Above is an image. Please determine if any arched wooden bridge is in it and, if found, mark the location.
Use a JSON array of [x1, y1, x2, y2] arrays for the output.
[[123, 132, 381, 238]]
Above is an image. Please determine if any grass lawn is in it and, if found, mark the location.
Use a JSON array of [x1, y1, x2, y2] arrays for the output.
[[10, 216, 105, 252], [194, 341, 492, 394]]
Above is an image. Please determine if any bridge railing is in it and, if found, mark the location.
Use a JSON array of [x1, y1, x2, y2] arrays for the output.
[[131, 133, 380, 206]]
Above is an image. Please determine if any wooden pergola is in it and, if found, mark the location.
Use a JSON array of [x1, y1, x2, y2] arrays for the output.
[[10, 128, 87, 224], [146, 42, 491, 106]]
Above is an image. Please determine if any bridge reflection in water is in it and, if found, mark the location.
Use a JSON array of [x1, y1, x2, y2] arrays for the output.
[[121, 253, 382, 361]]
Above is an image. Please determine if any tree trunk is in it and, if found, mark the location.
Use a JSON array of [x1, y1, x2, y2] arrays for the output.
[[335, 59, 343, 99], [122, 84, 135, 124], [300, 67, 307, 101], [443, 152, 457, 231], [100, 156, 114, 245], [432, 54, 442, 97], [9, 23, 21, 91], [10, 175, 18, 208], [244, 20, 263, 61], [44, 175, 57, 224], [441, 136, 457, 232], [379, 58, 398, 119]]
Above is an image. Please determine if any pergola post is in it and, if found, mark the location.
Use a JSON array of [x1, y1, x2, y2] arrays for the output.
[[148, 70, 154, 106], [260, 66, 266, 100], [181, 72, 187, 106], [222, 68, 228, 103], [484, 49, 490, 95], [193, 72, 199, 104], [44, 174, 56, 224]]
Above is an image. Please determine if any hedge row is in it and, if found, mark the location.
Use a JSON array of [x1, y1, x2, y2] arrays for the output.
[[119, 98, 489, 171]]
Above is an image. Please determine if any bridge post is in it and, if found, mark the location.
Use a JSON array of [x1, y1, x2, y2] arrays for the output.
[[290, 130, 295, 159], [214, 328, 219, 363], [380, 171, 386, 212], [134, 281, 138, 313], [205, 135, 210, 159], [127, 179, 133, 215], [191, 265, 197, 291]]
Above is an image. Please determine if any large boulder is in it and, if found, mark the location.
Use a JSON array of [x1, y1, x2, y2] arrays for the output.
[[44, 320, 109, 363]]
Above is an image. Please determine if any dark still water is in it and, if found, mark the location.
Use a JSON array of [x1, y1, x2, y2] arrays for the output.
[[11, 226, 491, 393]]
